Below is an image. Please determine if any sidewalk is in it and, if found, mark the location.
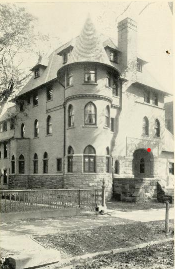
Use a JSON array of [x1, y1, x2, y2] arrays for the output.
[[0, 207, 174, 269]]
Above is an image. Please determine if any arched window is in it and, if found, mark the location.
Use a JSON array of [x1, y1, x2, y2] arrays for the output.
[[106, 147, 110, 173], [84, 102, 96, 125], [47, 116, 52, 135], [142, 117, 149, 136], [105, 106, 110, 127], [11, 155, 15, 174], [33, 153, 38, 174], [114, 160, 120, 174], [68, 105, 74, 127], [21, 123, 25, 138], [140, 158, 145, 173], [34, 120, 39, 137], [67, 146, 74, 172], [19, 154, 25, 174], [84, 145, 96, 173], [155, 119, 160, 137], [43, 152, 48, 173]]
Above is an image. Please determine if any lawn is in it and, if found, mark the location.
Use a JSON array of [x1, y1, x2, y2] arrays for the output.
[[72, 241, 174, 269], [106, 200, 173, 211], [34, 220, 174, 257]]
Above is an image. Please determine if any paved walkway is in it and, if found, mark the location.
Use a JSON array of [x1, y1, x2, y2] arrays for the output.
[[0, 207, 174, 268]]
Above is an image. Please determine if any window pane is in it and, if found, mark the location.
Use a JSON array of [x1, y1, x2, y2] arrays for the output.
[[19, 161, 25, 174], [57, 158, 62, 172], [89, 157, 95, 172]]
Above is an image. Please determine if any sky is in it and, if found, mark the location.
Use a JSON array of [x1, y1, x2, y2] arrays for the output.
[[12, 1, 174, 96]]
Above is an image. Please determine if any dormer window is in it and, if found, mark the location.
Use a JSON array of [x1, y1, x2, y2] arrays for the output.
[[144, 90, 150, 104], [110, 51, 119, 64], [153, 93, 158, 106], [137, 60, 142, 72], [34, 68, 40, 78]]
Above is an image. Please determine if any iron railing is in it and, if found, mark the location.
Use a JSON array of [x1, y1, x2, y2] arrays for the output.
[[0, 188, 103, 213]]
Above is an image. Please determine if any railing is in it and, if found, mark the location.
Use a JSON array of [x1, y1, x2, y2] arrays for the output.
[[0, 188, 103, 213]]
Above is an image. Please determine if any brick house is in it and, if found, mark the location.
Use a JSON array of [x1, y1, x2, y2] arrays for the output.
[[0, 16, 174, 200]]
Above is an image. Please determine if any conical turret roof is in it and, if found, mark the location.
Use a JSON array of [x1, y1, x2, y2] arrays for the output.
[[64, 15, 113, 67]]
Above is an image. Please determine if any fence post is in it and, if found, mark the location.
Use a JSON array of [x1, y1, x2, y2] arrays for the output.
[[102, 179, 106, 207], [165, 201, 169, 235], [78, 189, 81, 208]]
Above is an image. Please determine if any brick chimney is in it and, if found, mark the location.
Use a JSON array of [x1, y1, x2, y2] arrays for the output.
[[118, 18, 137, 80]]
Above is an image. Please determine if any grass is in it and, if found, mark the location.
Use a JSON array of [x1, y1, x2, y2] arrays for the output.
[[106, 200, 173, 211], [72, 241, 174, 269], [34, 220, 174, 257]]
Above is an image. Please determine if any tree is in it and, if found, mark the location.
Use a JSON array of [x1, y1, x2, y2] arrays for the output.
[[0, 4, 48, 109]]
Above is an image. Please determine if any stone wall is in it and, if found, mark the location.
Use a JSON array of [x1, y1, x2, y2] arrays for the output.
[[113, 178, 157, 202], [9, 174, 64, 189]]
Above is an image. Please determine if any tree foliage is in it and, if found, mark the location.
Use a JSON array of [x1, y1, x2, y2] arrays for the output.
[[0, 4, 48, 109]]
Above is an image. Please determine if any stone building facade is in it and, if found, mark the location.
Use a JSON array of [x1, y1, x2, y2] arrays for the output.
[[0, 17, 174, 200]]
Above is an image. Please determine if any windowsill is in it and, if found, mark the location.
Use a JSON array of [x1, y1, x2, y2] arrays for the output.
[[135, 100, 163, 109], [82, 125, 98, 128], [67, 126, 75, 130], [65, 85, 73, 89], [34, 137, 39, 139], [33, 104, 38, 107], [56, 171, 63, 173], [103, 126, 110, 130], [83, 172, 96, 174], [46, 134, 52, 137], [46, 99, 53, 103], [82, 83, 98, 85], [34, 76, 40, 79], [105, 85, 112, 89], [142, 135, 149, 138], [67, 172, 73, 174], [112, 95, 120, 99], [154, 136, 161, 139]]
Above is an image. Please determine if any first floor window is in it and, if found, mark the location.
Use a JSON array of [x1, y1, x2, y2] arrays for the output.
[[47, 115, 52, 135], [84, 66, 96, 83], [3, 169, 7, 185], [84, 145, 96, 173], [105, 106, 110, 127], [106, 147, 110, 173], [33, 92, 38, 106], [155, 119, 160, 137], [140, 158, 145, 173], [169, 162, 174, 175], [106, 72, 111, 87], [67, 146, 74, 172], [19, 154, 25, 174], [84, 102, 96, 125], [34, 119, 39, 137], [57, 158, 62, 172], [4, 142, 7, 158], [43, 152, 48, 173], [33, 153, 38, 174], [11, 155, 15, 174], [46, 87, 53, 101], [114, 160, 119, 174], [142, 117, 149, 136], [68, 104, 74, 127], [66, 68, 73, 87], [10, 118, 15, 130], [112, 79, 121, 97], [21, 123, 25, 138]]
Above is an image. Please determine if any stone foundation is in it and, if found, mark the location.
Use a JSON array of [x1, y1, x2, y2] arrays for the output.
[[9, 175, 64, 189], [113, 178, 157, 202]]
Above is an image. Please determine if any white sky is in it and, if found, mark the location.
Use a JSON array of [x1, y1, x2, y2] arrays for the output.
[[13, 1, 174, 95]]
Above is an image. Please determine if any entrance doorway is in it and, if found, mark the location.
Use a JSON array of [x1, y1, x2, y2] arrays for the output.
[[133, 149, 154, 178]]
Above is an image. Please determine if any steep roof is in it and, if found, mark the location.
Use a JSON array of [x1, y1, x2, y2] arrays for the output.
[[61, 15, 114, 67]]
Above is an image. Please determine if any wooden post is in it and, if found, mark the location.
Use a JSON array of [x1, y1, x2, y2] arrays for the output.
[[102, 179, 106, 207], [165, 201, 169, 235]]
